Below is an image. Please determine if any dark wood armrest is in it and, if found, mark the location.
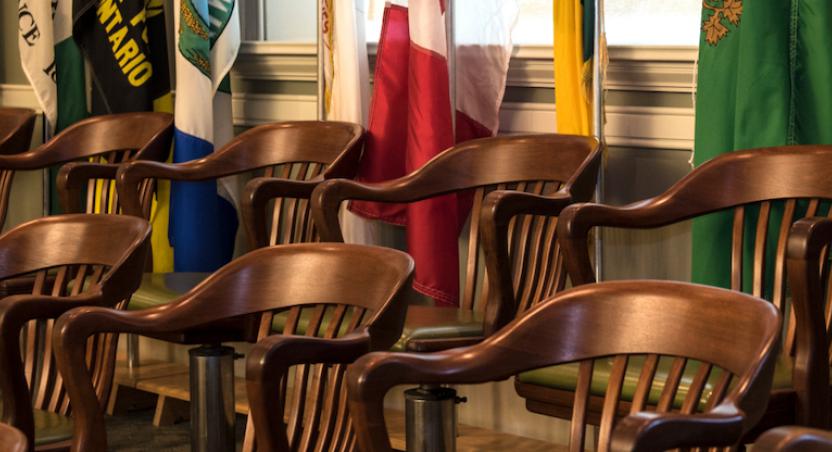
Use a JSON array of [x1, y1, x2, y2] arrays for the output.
[[246, 331, 371, 450], [0, 292, 106, 443], [480, 190, 574, 334], [56, 162, 121, 213], [754, 426, 832, 452], [0, 422, 26, 452], [116, 160, 208, 217], [53, 300, 217, 451], [786, 217, 832, 427], [241, 176, 322, 249], [311, 178, 411, 243], [404, 336, 484, 352], [610, 408, 745, 452]]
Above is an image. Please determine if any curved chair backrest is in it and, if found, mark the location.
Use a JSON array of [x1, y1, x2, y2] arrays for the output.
[[54, 243, 413, 452], [562, 145, 832, 295], [0, 214, 150, 445], [755, 427, 832, 452], [0, 423, 27, 452], [0, 108, 36, 156], [116, 121, 364, 233], [347, 281, 782, 452], [313, 134, 600, 321], [1, 112, 173, 227]]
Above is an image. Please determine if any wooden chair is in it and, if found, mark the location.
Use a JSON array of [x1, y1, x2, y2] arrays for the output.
[[53, 243, 414, 452], [103, 121, 364, 412], [15, 112, 174, 219], [0, 214, 151, 451], [0, 108, 36, 156], [537, 146, 832, 437], [346, 280, 782, 452], [113, 120, 364, 291], [309, 134, 601, 349], [0, 108, 36, 226], [755, 426, 832, 451], [0, 423, 27, 452]]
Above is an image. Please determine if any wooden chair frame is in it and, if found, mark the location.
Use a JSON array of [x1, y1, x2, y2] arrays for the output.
[[0, 423, 27, 452], [0, 108, 36, 156], [0, 215, 150, 450], [54, 243, 413, 452], [310, 134, 601, 343], [346, 281, 782, 452], [549, 146, 832, 433], [754, 426, 832, 451], [113, 121, 364, 226], [20, 112, 175, 218]]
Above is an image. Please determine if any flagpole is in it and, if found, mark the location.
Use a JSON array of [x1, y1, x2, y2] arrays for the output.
[[592, 0, 605, 281], [446, 0, 456, 135], [317, 0, 326, 121]]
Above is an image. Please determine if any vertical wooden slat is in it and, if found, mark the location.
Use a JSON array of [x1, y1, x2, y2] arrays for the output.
[[772, 200, 796, 313], [462, 188, 485, 311], [630, 354, 659, 414], [752, 201, 771, 298], [703, 370, 733, 411], [731, 207, 745, 292], [598, 355, 629, 452], [269, 165, 292, 246], [569, 360, 594, 452], [656, 358, 687, 413], [680, 363, 713, 414]]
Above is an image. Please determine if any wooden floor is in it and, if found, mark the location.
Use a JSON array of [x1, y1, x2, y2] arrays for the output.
[[112, 360, 561, 451]]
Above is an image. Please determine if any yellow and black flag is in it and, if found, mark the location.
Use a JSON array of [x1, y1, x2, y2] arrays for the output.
[[73, 0, 171, 114], [72, 0, 174, 272], [554, 0, 595, 136]]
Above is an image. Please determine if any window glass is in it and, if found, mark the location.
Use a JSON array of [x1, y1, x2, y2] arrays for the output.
[[261, 0, 702, 47], [364, 0, 702, 46]]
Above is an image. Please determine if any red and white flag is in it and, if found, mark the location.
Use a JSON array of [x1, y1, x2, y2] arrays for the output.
[[351, 0, 518, 306]]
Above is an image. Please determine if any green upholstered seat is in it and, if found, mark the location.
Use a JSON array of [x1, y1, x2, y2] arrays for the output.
[[391, 305, 484, 351], [127, 273, 211, 311], [33, 409, 73, 447], [517, 353, 794, 410]]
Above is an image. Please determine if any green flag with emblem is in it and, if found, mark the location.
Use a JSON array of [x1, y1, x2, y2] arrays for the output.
[[692, 0, 832, 293]]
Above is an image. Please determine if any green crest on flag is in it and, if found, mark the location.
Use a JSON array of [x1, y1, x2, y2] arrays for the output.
[[178, 0, 235, 77]]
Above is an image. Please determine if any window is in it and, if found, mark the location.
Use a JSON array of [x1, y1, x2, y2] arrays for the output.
[[257, 0, 702, 47]]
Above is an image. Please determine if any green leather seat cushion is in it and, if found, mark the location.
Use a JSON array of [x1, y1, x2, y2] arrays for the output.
[[517, 353, 794, 409], [33, 409, 73, 446], [129, 273, 484, 348]]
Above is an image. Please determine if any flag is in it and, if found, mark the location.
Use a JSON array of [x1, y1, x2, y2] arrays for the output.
[[692, 1, 832, 294], [554, 0, 595, 135], [321, 0, 382, 245], [19, 0, 87, 216], [73, 0, 167, 113], [73, 0, 175, 272], [170, 0, 240, 272], [18, 0, 87, 134], [350, 0, 517, 306]]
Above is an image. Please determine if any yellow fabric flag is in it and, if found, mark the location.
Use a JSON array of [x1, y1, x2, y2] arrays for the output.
[[150, 93, 175, 272], [554, 0, 594, 135]]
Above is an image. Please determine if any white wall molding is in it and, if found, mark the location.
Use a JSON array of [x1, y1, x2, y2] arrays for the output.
[[0, 84, 41, 111], [231, 93, 317, 126], [500, 102, 693, 150], [234, 42, 698, 94]]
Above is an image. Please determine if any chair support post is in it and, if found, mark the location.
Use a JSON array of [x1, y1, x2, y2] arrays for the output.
[[405, 385, 463, 452], [126, 333, 140, 371], [189, 344, 236, 452]]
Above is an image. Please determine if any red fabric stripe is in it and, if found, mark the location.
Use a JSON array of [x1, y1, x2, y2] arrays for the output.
[[351, 4, 496, 306], [350, 5, 410, 225]]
